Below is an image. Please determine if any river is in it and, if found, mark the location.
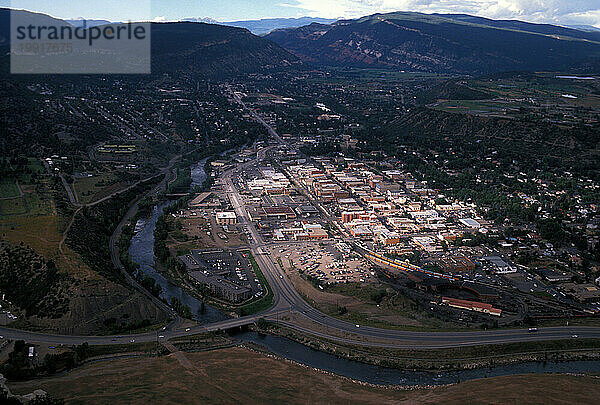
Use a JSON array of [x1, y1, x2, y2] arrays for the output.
[[129, 157, 227, 324], [128, 157, 600, 387]]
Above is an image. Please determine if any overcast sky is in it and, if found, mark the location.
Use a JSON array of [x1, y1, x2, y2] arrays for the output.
[[4, 0, 600, 27]]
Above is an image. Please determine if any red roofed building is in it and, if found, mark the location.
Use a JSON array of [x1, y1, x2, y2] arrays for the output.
[[442, 297, 502, 316]]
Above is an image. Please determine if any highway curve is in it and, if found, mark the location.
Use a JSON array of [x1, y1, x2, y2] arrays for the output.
[[2, 95, 600, 350]]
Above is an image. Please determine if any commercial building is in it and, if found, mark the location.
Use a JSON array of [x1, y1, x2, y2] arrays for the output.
[[341, 211, 364, 223], [459, 218, 482, 229], [216, 211, 237, 225], [442, 297, 502, 316], [537, 268, 572, 283], [485, 256, 517, 274], [190, 271, 252, 303], [263, 206, 297, 220], [560, 283, 600, 303], [296, 205, 319, 217], [438, 256, 476, 273], [275, 223, 329, 241]]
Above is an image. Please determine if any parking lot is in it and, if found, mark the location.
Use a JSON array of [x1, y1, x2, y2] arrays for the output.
[[189, 250, 265, 298], [269, 242, 375, 285]]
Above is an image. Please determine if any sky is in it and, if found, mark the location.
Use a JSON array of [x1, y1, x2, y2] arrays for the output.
[[3, 0, 600, 27]]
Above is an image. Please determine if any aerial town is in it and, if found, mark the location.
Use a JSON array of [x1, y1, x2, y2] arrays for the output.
[[2, 4, 600, 403], [165, 86, 600, 330]]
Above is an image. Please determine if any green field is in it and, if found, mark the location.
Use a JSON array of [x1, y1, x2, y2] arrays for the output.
[[318, 67, 457, 82], [25, 192, 53, 216], [236, 252, 274, 316], [73, 173, 120, 204], [431, 74, 600, 120]]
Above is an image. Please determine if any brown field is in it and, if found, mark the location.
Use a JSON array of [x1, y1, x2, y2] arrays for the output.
[[167, 210, 247, 255], [8, 346, 600, 404]]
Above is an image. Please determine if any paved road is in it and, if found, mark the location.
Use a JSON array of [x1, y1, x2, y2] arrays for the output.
[[60, 171, 168, 208], [107, 154, 182, 322], [2, 93, 600, 349], [1, 311, 599, 349]]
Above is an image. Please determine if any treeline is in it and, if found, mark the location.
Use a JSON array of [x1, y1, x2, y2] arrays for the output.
[[170, 297, 193, 318], [0, 156, 42, 182], [65, 175, 162, 284], [167, 166, 192, 195], [355, 107, 599, 226], [1, 340, 90, 382], [365, 107, 600, 179]]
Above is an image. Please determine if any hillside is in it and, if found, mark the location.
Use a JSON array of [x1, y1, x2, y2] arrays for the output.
[[150, 22, 301, 77], [0, 8, 69, 46], [0, 8, 302, 78], [9, 347, 600, 404], [152, 23, 299, 77], [266, 12, 600, 74], [364, 107, 600, 179]]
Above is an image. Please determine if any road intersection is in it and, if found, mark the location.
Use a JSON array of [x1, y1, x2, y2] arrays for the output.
[[2, 93, 600, 350]]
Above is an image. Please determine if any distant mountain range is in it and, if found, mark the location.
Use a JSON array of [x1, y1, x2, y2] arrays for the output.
[[219, 17, 337, 35], [181, 17, 337, 35], [67, 16, 338, 35], [266, 12, 600, 74], [66, 18, 114, 28], [566, 25, 600, 33], [3, 9, 600, 76]]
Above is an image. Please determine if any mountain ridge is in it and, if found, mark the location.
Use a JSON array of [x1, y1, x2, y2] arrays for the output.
[[266, 11, 600, 74], [0, 8, 302, 77]]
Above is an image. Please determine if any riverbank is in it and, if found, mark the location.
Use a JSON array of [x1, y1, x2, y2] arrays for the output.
[[119, 149, 600, 384], [252, 321, 600, 372], [125, 151, 229, 324], [7, 344, 600, 404]]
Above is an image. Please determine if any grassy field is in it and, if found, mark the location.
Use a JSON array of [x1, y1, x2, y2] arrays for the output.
[[317, 67, 456, 82], [24, 192, 53, 216], [430, 74, 600, 119], [8, 346, 600, 404], [73, 173, 126, 204]]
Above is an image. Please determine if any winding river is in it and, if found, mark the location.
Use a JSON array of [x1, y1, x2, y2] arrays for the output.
[[129, 158, 227, 324], [128, 158, 600, 387]]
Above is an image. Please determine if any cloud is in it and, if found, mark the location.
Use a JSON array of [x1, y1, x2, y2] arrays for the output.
[[285, 0, 600, 27]]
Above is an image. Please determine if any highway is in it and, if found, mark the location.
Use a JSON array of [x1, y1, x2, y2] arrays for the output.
[[2, 92, 600, 350], [218, 161, 600, 348], [107, 154, 182, 321]]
